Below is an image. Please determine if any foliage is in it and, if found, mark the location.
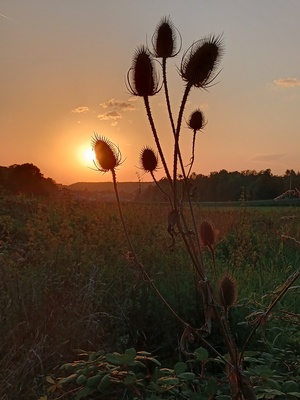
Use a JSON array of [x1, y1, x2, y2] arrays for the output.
[[0, 163, 58, 196], [138, 170, 300, 203], [42, 345, 300, 399], [0, 192, 300, 398]]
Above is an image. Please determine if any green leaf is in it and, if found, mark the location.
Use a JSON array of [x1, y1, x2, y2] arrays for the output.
[[76, 374, 87, 385], [216, 396, 232, 400], [46, 376, 55, 384], [177, 372, 195, 381], [159, 368, 175, 375], [253, 365, 275, 378], [194, 347, 209, 361], [157, 376, 179, 386], [140, 356, 161, 367], [125, 347, 137, 358], [263, 388, 285, 396], [58, 373, 78, 385], [86, 374, 102, 387], [266, 378, 281, 390], [124, 372, 136, 385], [75, 386, 96, 400], [105, 352, 129, 366], [206, 377, 218, 395], [97, 374, 111, 393], [282, 381, 299, 393], [287, 393, 300, 398], [174, 362, 187, 375]]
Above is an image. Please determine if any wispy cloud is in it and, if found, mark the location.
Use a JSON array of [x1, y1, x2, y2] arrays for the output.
[[0, 12, 15, 22], [98, 98, 137, 125], [71, 99, 136, 126], [97, 110, 122, 122], [273, 78, 300, 88], [250, 153, 285, 162], [71, 106, 90, 113], [100, 98, 136, 112]]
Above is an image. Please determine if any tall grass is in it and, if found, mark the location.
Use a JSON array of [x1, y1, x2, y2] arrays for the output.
[[0, 191, 299, 398]]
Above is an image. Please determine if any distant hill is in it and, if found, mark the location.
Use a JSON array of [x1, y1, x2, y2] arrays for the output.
[[68, 181, 154, 194]]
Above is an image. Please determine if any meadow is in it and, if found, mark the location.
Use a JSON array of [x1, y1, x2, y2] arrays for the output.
[[0, 192, 299, 399]]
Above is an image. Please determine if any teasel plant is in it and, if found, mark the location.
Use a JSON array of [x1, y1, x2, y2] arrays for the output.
[[91, 17, 300, 400]]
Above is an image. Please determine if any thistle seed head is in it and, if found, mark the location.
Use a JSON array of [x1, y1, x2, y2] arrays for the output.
[[180, 34, 224, 89], [217, 274, 238, 308], [199, 220, 215, 247], [140, 146, 158, 173], [126, 46, 160, 97], [188, 109, 206, 131], [91, 134, 122, 173], [152, 16, 180, 58]]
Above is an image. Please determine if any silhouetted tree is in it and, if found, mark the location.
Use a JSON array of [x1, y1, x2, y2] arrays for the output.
[[139, 168, 300, 202], [0, 163, 58, 196]]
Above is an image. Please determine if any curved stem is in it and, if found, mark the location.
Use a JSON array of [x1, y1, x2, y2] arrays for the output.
[[162, 57, 176, 136], [143, 96, 173, 190], [173, 84, 191, 208], [150, 171, 173, 207], [187, 130, 196, 178], [239, 268, 300, 364], [111, 168, 187, 328]]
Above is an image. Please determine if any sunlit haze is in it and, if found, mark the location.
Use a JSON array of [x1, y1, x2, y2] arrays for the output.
[[1, 1, 299, 185]]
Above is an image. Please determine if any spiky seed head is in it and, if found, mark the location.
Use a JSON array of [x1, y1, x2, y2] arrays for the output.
[[180, 34, 224, 88], [91, 134, 121, 172], [126, 46, 160, 97], [199, 220, 215, 247], [152, 16, 179, 58], [188, 109, 206, 131], [140, 146, 158, 173], [217, 274, 238, 308]]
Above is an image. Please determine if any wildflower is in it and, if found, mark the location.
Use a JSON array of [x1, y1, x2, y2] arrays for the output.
[[151, 16, 180, 58], [140, 146, 158, 173], [217, 274, 238, 308], [126, 46, 160, 97], [91, 134, 122, 173], [180, 34, 224, 89], [187, 109, 206, 131]]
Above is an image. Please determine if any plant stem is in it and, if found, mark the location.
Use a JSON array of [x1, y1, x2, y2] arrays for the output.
[[111, 168, 187, 328], [143, 96, 173, 190]]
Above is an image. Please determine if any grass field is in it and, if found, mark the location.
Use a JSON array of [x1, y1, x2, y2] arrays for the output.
[[0, 192, 299, 399]]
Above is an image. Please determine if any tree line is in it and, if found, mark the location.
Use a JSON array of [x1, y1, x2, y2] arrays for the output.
[[0, 163, 58, 196], [139, 169, 300, 202]]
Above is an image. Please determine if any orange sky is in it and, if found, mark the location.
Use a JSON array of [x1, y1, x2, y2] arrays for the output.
[[1, 1, 300, 185]]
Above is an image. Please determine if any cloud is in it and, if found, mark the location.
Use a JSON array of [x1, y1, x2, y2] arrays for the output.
[[97, 111, 122, 121], [273, 78, 300, 88], [71, 106, 90, 113], [250, 153, 285, 162], [100, 98, 136, 112]]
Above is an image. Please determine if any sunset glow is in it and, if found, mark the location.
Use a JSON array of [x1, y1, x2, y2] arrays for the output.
[[82, 147, 95, 164], [1, 2, 299, 185]]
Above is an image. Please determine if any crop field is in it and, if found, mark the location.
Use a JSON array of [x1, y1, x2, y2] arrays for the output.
[[0, 192, 299, 399]]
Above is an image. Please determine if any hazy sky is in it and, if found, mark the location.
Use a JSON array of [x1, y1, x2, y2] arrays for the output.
[[1, 1, 300, 184]]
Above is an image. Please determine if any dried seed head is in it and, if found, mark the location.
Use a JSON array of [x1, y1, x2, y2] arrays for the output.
[[140, 146, 158, 173], [152, 16, 180, 58], [180, 34, 224, 88], [199, 220, 215, 247], [91, 134, 122, 173], [188, 109, 206, 131], [126, 46, 160, 97], [217, 274, 238, 308]]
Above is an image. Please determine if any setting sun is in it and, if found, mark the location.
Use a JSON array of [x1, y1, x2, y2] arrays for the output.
[[82, 147, 95, 164]]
